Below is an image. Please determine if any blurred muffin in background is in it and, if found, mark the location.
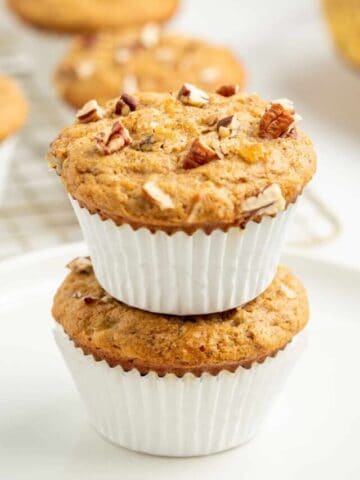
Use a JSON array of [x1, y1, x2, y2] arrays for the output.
[[7, 0, 179, 33], [0, 75, 27, 201], [54, 25, 247, 109], [323, 0, 360, 67]]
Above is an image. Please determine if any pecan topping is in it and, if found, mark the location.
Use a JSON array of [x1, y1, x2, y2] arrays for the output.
[[199, 67, 219, 84], [96, 121, 132, 155], [143, 181, 175, 210], [115, 93, 139, 115], [183, 138, 219, 169], [216, 84, 240, 97], [76, 99, 104, 123], [67, 257, 92, 274], [115, 47, 131, 64], [83, 296, 98, 305], [122, 74, 138, 94], [75, 60, 95, 79], [177, 83, 209, 107], [242, 184, 286, 216], [217, 115, 238, 139], [140, 23, 160, 48], [259, 99, 302, 139]]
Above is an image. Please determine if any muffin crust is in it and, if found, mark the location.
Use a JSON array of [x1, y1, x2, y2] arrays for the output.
[[48, 90, 316, 232], [53, 259, 309, 376], [7, 0, 179, 33], [54, 29, 246, 109], [0, 75, 27, 141]]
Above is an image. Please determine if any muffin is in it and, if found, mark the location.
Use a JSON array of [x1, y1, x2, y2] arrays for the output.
[[47, 87, 316, 314], [0, 75, 27, 201], [323, 0, 360, 67], [7, 0, 179, 33], [54, 26, 246, 109], [53, 257, 309, 456]]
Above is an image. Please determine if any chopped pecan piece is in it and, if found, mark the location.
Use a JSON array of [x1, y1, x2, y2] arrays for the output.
[[216, 84, 240, 97], [143, 181, 174, 210], [96, 121, 132, 155], [67, 256, 92, 274], [217, 115, 238, 139], [115, 93, 140, 115], [177, 83, 209, 107], [242, 184, 286, 216], [183, 138, 219, 169], [140, 23, 160, 48], [83, 296, 98, 305], [259, 99, 302, 139], [76, 99, 104, 123]]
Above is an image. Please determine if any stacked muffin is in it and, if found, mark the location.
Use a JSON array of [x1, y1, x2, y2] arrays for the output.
[[48, 85, 316, 456]]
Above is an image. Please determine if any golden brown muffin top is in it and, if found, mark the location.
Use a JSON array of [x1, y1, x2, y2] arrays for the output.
[[53, 258, 309, 376], [0, 75, 28, 141], [48, 90, 316, 233], [54, 28, 246, 109], [7, 0, 179, 33]]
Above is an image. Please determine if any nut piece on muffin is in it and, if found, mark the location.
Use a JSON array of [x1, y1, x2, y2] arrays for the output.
[[48, 87, 316, 233], [54, 26, 246, 109], [7, 0, 180, 33], [53, 257, 309, 376]]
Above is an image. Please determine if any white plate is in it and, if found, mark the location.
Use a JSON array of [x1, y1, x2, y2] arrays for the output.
[[0, 243, 359, 480]]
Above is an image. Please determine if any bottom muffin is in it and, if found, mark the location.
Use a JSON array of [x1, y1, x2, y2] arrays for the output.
[[53, 258, 309, 456]]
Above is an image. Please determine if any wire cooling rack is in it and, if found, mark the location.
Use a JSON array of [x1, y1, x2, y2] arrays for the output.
[[0, 7, 341, 261]]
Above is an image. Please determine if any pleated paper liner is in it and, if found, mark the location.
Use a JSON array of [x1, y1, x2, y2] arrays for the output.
[[55, 324, 307, 457], [70, 196, 299, 315]]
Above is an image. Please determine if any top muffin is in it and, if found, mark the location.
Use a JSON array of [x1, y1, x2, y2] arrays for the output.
[[48, 87, 316, 233], [54, 27, 246, 109], [7, 0, 179, 33], [0, 75, 28, 141]]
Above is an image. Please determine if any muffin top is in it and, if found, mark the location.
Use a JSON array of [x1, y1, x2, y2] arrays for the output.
[[48, 89, 316, 233], [0, 75, 28, 141], [54, 27, 246, 109], [7, 0, 179, 33], [53, 257, 309, 376]]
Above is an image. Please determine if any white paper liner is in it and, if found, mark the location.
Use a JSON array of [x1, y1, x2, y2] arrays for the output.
[[70, 197, 298, 315], [54, 324, 307, 457], [0, 136, 17, 203]]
